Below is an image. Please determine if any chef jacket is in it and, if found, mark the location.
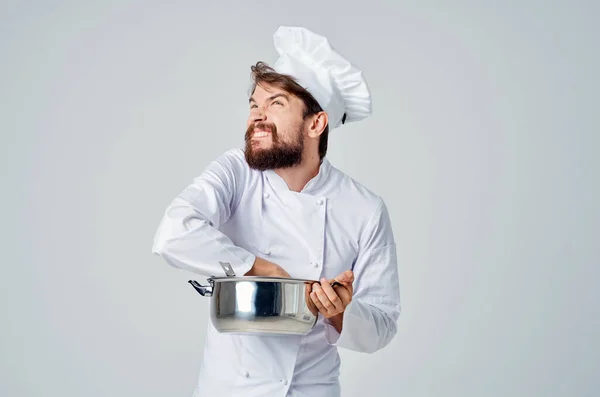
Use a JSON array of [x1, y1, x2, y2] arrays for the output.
[[152, 148, 401, 397]]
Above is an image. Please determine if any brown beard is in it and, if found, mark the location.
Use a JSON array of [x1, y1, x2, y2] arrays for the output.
[[244, 121, 304, 170]]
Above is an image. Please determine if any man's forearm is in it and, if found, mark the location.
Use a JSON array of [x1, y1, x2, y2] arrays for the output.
[[245, 256, 290, 278]]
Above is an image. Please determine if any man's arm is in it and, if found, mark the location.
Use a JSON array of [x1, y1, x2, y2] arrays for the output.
[[247, 256, 290, 278], [323, 197, 401, 353], [152, 149, 288, 278]]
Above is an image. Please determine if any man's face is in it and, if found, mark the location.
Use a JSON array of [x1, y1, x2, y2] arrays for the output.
[[245, 83, 307, 170]]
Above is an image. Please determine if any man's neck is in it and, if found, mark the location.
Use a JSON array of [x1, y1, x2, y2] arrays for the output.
[[274, 153, 321, 192]]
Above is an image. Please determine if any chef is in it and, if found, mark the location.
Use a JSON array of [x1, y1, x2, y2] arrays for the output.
[[152, 25, 401, 397]]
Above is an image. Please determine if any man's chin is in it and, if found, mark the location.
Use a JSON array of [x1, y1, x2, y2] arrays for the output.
[[252, 141, 273, 151], [244, 142, 304, 170]]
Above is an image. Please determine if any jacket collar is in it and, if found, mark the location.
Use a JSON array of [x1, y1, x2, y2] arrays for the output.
[[264, 158, 331, 195]]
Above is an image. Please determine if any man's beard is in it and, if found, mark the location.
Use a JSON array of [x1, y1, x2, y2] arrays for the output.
[[244, 121, 304, 171]]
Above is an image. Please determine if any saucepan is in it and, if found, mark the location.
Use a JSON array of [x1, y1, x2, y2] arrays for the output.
[[188, 262, 339, 336]]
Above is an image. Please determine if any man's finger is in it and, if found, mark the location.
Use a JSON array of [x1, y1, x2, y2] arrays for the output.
[[312, 283, 336, 315], [305, 284, 318, 315], [318, 279, 344, 312], [310, 291, 327, 315], [329, 277, 353, 299], [333, 283, 352, 305], [334, 270, 354, 284]]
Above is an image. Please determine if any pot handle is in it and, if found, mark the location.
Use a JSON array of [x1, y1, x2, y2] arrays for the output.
[[188, 280, 213, 297], [219, 261, 236, 277]]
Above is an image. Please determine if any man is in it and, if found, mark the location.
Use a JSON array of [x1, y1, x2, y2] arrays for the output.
[[152, 26, 401, 397]]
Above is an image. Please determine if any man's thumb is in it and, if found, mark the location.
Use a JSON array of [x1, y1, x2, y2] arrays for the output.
[[336, 270, 354, 284]]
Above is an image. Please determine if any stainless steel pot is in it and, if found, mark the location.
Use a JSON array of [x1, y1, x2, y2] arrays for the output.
[[188, 262, 329, 336]]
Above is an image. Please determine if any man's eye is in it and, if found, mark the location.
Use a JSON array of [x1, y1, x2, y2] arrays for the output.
[[273, 101, 283, 106], [250, 104, 258, 109]]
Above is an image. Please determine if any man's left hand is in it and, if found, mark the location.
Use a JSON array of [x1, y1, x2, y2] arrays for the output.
[[306, 270, 354, 318]]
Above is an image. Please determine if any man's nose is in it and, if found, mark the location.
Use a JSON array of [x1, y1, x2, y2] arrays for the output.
[[253, 113, 266, 123], [251, 107, 266, 122]]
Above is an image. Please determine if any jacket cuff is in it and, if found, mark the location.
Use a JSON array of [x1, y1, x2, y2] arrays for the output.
[[323, 300, 358, 345], [228, 251, 256, 276]]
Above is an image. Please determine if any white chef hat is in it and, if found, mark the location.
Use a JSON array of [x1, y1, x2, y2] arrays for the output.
[[271, 26, 372, 130]]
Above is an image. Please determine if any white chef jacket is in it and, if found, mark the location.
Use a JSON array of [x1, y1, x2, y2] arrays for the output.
[[152, 148, 401, 397]]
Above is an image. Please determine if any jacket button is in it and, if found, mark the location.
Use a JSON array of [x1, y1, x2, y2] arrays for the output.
[[317, 199, 324, 205], [265, 249, 271, 255], [264, 193, 270, 199], [242, 371, 249, 378], [313, 262, 319, 268], [281, 379, 288, 385]]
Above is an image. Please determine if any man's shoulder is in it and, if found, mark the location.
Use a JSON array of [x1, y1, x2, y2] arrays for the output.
[[327, 166, 393, 243], [195, 147, 258, 185], [327, 164, 384, 210], [214, 147, 247, 167], [207, 147, 254, 175]]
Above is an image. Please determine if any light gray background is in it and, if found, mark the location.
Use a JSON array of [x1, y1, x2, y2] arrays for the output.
[[2, 1, 598, 396]]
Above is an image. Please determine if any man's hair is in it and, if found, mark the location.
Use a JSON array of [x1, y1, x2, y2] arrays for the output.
[[249, 61, 329, 160]]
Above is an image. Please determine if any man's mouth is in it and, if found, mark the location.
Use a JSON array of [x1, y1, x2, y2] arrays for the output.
[[252, 130, 272, 138]]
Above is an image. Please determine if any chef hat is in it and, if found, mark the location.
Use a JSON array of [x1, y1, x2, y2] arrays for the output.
[[271, 26, 372, 130]]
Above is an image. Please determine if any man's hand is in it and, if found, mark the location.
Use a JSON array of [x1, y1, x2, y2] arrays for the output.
[[244, 256, 290, 278], [306, 270, 354, 321]]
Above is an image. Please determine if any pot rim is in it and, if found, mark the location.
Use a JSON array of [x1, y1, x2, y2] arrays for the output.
[[207, 276, 318, 283]]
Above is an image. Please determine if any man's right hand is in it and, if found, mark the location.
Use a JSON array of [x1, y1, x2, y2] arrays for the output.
[[244, 256, 290, 278]]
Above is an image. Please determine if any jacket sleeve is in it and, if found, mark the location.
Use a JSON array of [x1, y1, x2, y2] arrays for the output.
[[151, 149, 256, 277], [324, 197, 401, 353]]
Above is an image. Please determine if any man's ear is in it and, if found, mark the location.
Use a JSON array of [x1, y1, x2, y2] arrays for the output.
[[307, 112, 328, 138]]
